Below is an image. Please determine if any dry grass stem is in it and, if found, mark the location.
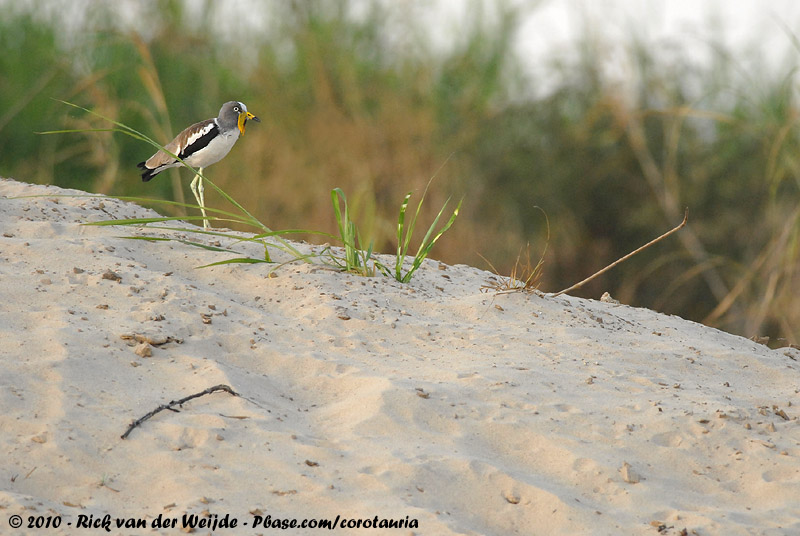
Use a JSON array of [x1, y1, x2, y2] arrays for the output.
[[554, 208, 689, 297], [481, 243, 546, 294]]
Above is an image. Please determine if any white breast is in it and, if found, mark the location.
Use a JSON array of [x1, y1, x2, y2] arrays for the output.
[[184, 128, 241, 169]]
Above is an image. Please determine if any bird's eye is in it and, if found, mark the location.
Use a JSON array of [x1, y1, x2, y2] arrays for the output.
[[234, 106, 240, 112]]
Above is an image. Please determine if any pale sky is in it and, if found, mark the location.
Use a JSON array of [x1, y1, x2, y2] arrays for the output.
[[510, 0, 800, 94], [9, 0, 800, 85]]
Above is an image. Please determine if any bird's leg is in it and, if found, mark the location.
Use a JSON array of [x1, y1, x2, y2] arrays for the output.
[[190, 168, 210, 229], [197, 169, 209, 229]]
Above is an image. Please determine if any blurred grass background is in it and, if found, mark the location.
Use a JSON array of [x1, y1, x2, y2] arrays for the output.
[[1, 0, 799, 345]]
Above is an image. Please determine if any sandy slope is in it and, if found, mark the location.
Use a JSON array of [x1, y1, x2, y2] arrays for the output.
[[1, 178, 798, 536]]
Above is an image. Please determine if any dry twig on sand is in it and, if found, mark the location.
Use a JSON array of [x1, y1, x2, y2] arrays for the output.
[[121, 384, 239, 439]]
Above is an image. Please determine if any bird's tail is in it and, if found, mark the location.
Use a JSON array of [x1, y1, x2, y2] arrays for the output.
[[137, 161, 158, 182]]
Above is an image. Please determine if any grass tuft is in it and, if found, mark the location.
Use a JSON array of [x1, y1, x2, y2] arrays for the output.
[[376, 169, 463, 283], [481, 208, 549, 294], [329, 187, 376, 276]]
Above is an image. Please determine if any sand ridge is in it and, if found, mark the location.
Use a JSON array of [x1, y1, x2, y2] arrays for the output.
[[1, 178, 798, 535]]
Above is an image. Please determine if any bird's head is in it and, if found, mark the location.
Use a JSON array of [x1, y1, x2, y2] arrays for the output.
[[235, 101, 260, 135]]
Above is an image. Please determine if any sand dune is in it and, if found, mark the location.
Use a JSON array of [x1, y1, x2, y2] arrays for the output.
[[1, 178, 798, 535]]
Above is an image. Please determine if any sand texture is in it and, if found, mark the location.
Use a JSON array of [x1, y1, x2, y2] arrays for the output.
[[1, 178, 798, 535]]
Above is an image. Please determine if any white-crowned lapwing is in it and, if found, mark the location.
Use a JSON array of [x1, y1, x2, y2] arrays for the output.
[[137, 101, 260, 229]]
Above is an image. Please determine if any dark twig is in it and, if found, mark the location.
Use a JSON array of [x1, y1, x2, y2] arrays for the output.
[[553, 208, 689, 297], [121, 384, 239, 439]]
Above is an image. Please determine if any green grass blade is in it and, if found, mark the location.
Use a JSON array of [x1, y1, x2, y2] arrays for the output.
[[196, 257, 270, 268], [86, 216, 196, 226], [330, 187, 370, 273], [395, 191, 413, 279], [119, 235, 241, 253], [17, 192, 255, 222], [119, 236, 172, 242], [401, 197, 462, 283], [413, 196, 452, 258]]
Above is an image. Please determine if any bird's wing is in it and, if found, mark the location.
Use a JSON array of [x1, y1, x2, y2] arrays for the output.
[[145, 118, 219, 169]]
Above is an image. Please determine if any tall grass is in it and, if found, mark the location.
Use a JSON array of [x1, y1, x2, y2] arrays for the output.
[[2, 1, 799, 344]]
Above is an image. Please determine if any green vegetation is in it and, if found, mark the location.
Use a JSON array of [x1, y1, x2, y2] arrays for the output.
[[377, 182, 462, 283], [330, 187, 377, 276], [1, 0, 799, 344]]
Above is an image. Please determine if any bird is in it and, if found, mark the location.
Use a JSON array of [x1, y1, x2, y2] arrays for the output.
[[137, 101, 260, 229]]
